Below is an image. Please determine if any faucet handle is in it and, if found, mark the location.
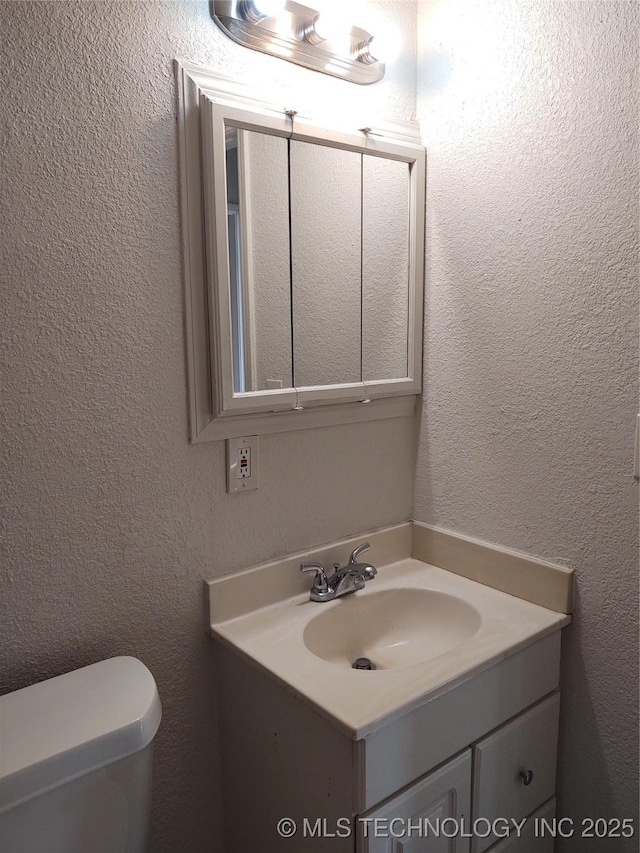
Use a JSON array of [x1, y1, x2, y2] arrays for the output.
[[300, 562, 329, 592], [349, 542, 371, 565]]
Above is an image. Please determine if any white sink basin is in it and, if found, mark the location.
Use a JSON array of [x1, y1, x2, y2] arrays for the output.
[[303, 588, 481, 670], [208, 548, 571, 737]]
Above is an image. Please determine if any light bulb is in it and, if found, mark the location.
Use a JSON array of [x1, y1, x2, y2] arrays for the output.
[[313, 11, 346, 42], [306, 10, 352, 54], [241, 0, 285, 22], [254, 0, 285, 15], [367, 26, 402, 63]]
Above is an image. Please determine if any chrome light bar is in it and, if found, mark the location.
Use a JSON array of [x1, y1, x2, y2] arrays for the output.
[[210, 0, 386, 85]]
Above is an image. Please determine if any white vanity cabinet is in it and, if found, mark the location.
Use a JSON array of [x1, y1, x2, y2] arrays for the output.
[[214, 631, 564, 853], [358, 693, 560, 853]]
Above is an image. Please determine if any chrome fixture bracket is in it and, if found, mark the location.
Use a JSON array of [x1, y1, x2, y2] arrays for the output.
[[210, 1, 385, 85]]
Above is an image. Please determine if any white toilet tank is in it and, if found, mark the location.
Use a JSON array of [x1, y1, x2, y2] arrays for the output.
[[0, 656, 161, 853]]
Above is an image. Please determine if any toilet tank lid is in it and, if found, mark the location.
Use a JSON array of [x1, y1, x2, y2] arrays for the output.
[[0, 656, 162, 812]]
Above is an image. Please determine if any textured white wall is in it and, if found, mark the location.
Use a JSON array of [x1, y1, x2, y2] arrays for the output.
[[0, 2, 417, 852], [416, 0, 639, 846]]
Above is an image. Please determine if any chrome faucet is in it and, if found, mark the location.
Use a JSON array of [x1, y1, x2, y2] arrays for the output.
[[300, 542, 377, 602]]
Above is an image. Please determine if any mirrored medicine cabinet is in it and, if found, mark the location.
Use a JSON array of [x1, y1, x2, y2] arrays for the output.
[[175, 61, 426, 442]]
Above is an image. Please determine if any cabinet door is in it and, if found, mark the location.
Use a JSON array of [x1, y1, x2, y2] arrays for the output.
[[358, 750, 471, 853], [472, 693, 560, 853], [484, 799, 556, 853]]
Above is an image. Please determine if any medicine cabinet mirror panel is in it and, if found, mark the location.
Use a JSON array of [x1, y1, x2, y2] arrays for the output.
[[200, 95, 425, 420], [290, 140, 362, 389], [362, 154, 410, 382], [225, 128, 293, 394]]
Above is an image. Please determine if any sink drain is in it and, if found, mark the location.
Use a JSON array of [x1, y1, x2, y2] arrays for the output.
[[352, 657, 376, 671]]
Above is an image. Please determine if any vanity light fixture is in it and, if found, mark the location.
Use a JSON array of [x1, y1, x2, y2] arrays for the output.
[[302, 14, 325, 46], [303, 10, 348, 50], [210, 0, 390, 84], [238, 0, 286, 23], [354, 37, 376, 65], [357, 27, 402, 65]]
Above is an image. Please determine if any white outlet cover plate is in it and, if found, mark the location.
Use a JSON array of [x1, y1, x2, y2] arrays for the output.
[[226, 436, 259, 493]]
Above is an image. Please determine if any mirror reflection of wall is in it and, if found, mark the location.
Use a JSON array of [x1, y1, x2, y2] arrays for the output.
[[225, 142, 245, 392], [243, 131, 293, 392], [226, 129, 293, 393], [362, 155, 410, 382], [290, 141, 362, 388]]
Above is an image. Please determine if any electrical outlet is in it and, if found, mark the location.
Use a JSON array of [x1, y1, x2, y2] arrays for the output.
[[226, 436, 259, 493]]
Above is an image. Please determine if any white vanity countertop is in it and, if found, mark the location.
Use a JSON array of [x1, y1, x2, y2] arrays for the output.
[[209, 557, 571, 739]]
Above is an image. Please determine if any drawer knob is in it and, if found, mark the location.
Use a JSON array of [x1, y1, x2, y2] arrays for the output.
[[519, 769, 534, 786]]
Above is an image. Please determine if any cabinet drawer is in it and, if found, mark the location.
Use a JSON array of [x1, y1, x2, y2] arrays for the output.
[[485, 798, 556, 853], [358, 750, 472, 853], [472, 693, 560, 853]]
